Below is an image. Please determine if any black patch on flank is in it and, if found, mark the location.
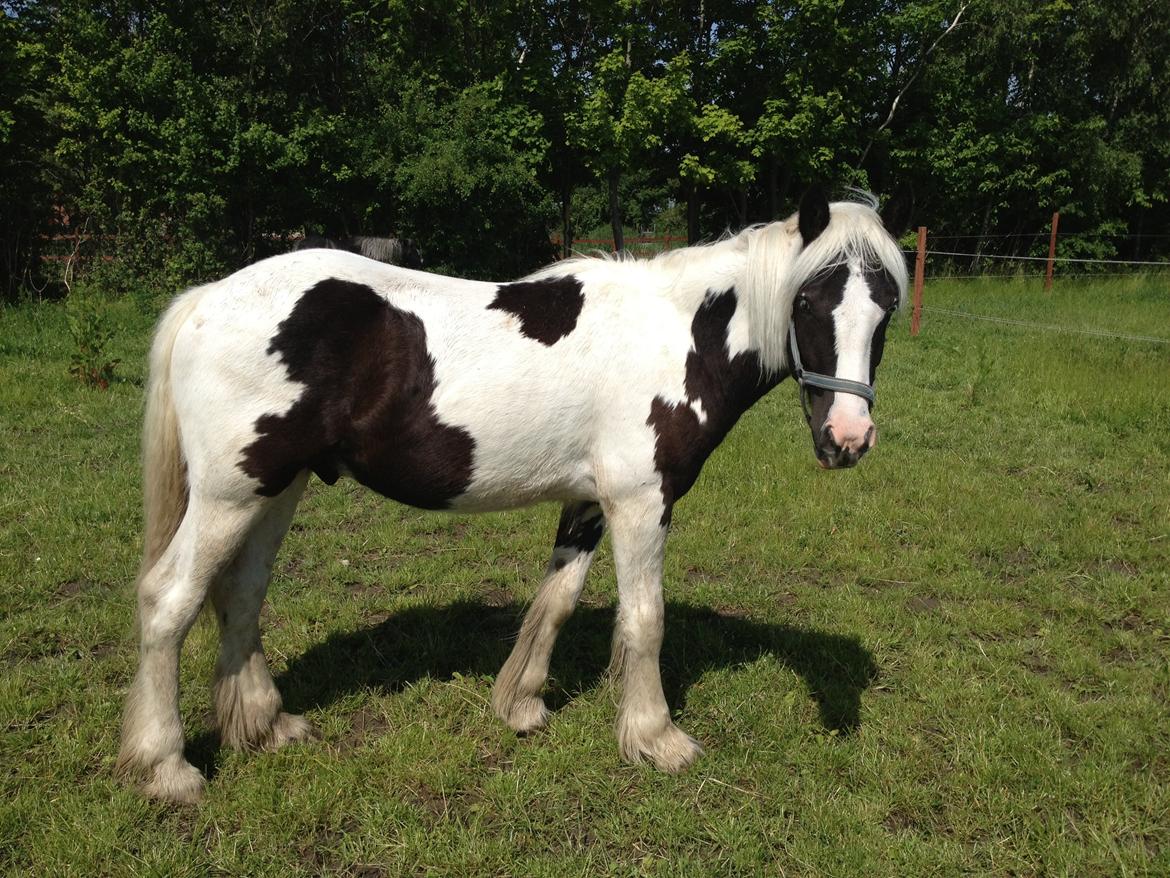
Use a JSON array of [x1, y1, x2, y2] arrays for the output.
[[554, 502, 605, 554], [646, 288, 779, 524], [239, 278, 475, 508], [487, 276, 585, 345]]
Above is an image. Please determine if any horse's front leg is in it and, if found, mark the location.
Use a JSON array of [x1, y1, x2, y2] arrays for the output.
[[606, 492, 703, 772], [493, 501, 605, 733]]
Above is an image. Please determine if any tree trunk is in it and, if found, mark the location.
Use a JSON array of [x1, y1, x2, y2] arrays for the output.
[[561, 174, 572, 259], [971, 201, 993, 273], [608, 167, 623, 252], [687, 183, 700, 244], [774, 164, 792, 220]]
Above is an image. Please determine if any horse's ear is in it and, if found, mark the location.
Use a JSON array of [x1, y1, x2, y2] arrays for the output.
[[798, 185, 831, 246], [880, 187, 913, 239]]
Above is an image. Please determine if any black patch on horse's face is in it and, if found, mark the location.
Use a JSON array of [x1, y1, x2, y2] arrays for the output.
[[646, 288, 778, 524], [866, 268, 900, 383], [239, 279, 475, 508], [791, 265, 849, 438], [791, 264, 899, 461], [487, 276, 585, 345]]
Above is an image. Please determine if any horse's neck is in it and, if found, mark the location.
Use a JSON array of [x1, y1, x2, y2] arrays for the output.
[[666, 255, 785, 441], [665, 236, 791, 372], [655, 238, 749, 312]]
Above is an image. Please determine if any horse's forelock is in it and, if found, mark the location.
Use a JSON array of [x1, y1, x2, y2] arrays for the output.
[[737, 194, 908, 376], [790, 199, 909, 307]]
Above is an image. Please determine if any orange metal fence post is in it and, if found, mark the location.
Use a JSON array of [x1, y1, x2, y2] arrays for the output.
[[1044, 211, 1060, 292], [911, 225, 926, 336]]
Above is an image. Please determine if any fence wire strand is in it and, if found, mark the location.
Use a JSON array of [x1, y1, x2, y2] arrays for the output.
[[924, 250, 1170, 267], [921, 306, 1170, 345]]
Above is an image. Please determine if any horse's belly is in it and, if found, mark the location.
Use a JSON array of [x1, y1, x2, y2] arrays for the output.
[[335, 412, 594, 513], [450, 446, 596, 512]]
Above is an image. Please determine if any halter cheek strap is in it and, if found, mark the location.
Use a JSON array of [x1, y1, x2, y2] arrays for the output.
[[787, 323, 876, 424]]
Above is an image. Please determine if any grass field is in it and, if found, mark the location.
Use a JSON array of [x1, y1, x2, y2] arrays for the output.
[[2, 275, 1168, 876]]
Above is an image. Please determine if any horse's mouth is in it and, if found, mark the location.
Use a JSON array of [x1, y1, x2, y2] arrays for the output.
[[814, 446, 865, 469]]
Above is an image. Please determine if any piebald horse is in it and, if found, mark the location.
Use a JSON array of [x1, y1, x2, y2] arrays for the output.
[[117, 188, 907, 802]]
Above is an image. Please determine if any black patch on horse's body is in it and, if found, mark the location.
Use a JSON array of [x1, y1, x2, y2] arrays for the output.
[[239, 278, 475, 508], [487, 276, 585, 345], [551, 501, 605, 570], [554, 502, 604, 553], [646, 288, 778, 524]]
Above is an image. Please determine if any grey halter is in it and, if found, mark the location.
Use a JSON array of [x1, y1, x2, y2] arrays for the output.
[[787, 322, 876, 424]]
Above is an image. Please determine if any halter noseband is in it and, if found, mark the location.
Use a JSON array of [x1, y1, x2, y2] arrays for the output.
[[787, 322, 875, 424]]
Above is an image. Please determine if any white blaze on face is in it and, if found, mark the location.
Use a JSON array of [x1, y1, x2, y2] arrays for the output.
[[826, 261, 883, 453]]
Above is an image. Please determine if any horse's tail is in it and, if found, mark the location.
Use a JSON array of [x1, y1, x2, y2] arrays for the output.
[[138, 285, 208, 581]]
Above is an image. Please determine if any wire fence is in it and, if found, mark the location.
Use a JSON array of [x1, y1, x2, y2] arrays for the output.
[[921, 306, 1170, 346], [922, 250, 1170, 267], [907, 215, 1170, 345]]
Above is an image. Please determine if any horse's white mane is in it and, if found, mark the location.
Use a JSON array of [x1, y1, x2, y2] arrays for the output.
[[528, 191, 909, 375]]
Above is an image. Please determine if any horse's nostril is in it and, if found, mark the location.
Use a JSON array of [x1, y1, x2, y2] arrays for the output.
[[822, 424, 841, 450]]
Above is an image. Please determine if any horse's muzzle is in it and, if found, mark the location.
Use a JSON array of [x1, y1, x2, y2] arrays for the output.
[[815, 423, 875, 469]]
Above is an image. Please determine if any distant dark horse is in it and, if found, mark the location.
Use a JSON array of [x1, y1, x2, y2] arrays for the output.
[[293, 234, 423, 269]]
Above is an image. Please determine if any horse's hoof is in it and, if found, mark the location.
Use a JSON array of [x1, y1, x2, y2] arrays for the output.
[[618, 716, 704, 773], [142, 755, 206, 804], [500, 695, 551, 734], [261, 712, 318, 751], [646, 724, 704, 773]]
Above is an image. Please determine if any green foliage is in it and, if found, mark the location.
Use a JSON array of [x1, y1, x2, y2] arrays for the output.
[[2, 0, 1168, 296], [65, 290, 119, 389], [392, 78, 557, 278]]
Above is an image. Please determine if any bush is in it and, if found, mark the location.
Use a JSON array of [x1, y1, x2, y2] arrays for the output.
[[66, 291, 119, 389]]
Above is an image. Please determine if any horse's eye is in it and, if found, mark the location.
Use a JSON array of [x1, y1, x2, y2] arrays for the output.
[[797, 296, 811, 313]]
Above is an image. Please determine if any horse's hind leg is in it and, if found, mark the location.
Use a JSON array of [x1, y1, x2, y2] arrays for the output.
[[607, 492, 702, 773], [117, 492, 266, 803], [210, 472, 314, 752], [492, 501, 605, 733]]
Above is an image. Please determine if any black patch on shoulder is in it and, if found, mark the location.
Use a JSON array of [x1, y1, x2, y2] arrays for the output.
[[487, 276, 585, 345], [646, 288, 778, 524], [554, 502, 605, 553], [239, 278, 475, 508]]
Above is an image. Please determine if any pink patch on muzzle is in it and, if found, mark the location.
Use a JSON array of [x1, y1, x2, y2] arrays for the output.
[[826, 416, 876, 455]]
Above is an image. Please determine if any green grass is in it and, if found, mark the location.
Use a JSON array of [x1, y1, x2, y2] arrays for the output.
[[2, 275, 1168, 876]]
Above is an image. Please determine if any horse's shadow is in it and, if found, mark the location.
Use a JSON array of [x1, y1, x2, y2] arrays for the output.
[[188, 600, 877, 774]]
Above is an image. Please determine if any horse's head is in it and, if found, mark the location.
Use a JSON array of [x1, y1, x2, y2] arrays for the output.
[[787, 187, 907, 469]]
